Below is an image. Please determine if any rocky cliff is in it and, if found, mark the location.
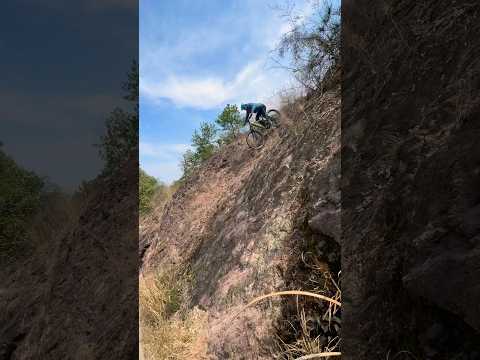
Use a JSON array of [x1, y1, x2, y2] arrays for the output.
[[342, 0, 480, 358], [140, 90, 341, 359]]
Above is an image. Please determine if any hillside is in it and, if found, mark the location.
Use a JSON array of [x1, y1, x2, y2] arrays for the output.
[[140, 90, 341, 359], [0, 156, 138, 359]]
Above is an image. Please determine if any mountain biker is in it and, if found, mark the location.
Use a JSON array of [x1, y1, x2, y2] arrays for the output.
[[241, 103, 267, 126]]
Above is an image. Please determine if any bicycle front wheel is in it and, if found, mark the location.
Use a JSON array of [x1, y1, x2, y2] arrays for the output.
[[246, 129, 264, 149]]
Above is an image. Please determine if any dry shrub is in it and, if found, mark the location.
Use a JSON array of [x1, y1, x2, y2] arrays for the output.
[[139, 269, 208, 360], [276, 0, 340, 92], [279, 88, 307, 123], [272, 257, 342, 360]]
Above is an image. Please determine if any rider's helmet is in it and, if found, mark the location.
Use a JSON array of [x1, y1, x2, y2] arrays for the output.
[[240, 104, 246, 111]]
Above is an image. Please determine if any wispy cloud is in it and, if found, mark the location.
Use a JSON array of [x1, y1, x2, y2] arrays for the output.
[[140, 1, 303, 111], [139, 0, 314, 183], [140, 58, 293, 109]]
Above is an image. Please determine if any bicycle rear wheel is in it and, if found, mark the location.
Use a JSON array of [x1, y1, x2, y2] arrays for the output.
[[246, 129, 264, 149], [267, 109, 281, 127]]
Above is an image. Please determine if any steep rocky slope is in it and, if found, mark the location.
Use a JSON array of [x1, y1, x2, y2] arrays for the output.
[[140, 91, 340, 359], [0, 157, 138, 360], [342, 1, 480, 358]]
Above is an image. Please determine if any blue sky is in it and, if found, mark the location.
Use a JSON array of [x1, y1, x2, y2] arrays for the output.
[[0, 0, 137, 191], [139, 0, 323, 183]]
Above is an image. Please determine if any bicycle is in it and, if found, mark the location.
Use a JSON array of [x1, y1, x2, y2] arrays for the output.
[[246, 109, 281, 149]]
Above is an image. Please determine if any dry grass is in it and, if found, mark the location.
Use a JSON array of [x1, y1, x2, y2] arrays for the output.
[[226, 275, 341, 360], [139, 269, 208, 360], [274, 286, 341, 360], [293, 353, 341, 360], [272, 258, 342, 360]]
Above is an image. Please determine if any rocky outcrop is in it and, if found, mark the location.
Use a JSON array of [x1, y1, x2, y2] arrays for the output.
[[403, 246, 480, 332], [342, 0, 480, 358], [141, 92, 340, 358], [308, 207, 340, 243]]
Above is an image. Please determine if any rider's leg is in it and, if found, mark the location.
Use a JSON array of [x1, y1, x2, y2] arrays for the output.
[[257, 106, 267, 125], [256, 112, 265, 126]]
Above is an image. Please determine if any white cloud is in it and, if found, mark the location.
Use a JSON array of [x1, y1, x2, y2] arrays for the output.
[[140, 59, 293, 110], [138, 0, 313, 182], [139, 0, 305, 111], [141, 76, 227, 109]]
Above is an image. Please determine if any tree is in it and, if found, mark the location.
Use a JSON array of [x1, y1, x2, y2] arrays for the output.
[[192, 122, 217, 161], [98, 60, 139, 174], [179, 104, 245, 180], [181, 150, 199, 179], [215, 104, 243, 144], [0, 146, 44, 260], [276, 1, 340, 91], [139, 168, 158, 214], [181, 122, 218, 179]]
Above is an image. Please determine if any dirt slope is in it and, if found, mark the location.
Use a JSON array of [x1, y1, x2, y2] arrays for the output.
[[140, 91, 340, 359], [0, 157, 138, 360]]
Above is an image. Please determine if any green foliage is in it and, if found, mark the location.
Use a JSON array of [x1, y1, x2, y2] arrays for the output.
[[99, 60, 139, 174], [181, 122, 218, 178], [192, 122, 217, 159], [139, 168, 158, 214], [215, 104, 243, 145], [179, 103, 247, 179], [0, 146, 44, 260], [181, 150, 199, 179]]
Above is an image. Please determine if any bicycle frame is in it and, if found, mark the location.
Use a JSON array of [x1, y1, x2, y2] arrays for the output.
[[248, 119, 267, 131]]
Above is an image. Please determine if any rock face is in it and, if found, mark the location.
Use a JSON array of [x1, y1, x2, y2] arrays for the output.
[[308, 207, 340, 243], [403, 247, 480, 332], [342, 0, 480, 358], [141, 92, 341, 359], [0, 157, 138, 360]]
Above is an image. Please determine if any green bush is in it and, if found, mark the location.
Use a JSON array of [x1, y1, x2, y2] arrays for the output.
[[179, 104, 245, 179], [192, 122, 217, 160], [181, 122, 218, 178], [139, 168, 158, 214], [0, 146, 44, 260], [215, 104, 243, 145]]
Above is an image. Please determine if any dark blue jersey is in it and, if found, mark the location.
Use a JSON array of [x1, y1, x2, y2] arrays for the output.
[[241, 103, 265, 113]]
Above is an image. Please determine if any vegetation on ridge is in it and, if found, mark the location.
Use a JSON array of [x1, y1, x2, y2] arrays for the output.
[[0, 145, 44, 261], [181, 104, 243, 180], [139, 1, 342, 358]]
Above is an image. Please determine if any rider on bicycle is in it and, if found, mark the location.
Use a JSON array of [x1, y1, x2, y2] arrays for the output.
[[241, 103, 267, 126]]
